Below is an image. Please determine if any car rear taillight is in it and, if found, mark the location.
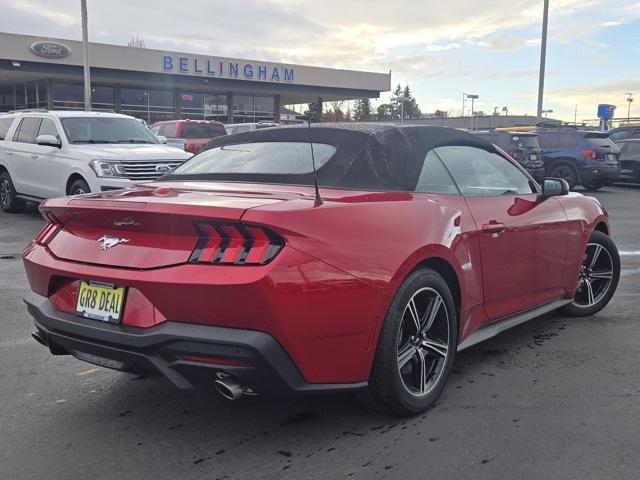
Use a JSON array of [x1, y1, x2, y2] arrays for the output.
[[188, 221, 284, 265], [507, 148, 520, 160], [185, 142, 198, 154], [582, 149, 596, 160], [34, 210, 62, 246]]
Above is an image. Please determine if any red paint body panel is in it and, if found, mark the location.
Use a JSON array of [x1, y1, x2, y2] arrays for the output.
[[23, 181, 608, 385], [462, 194, 568, 319]]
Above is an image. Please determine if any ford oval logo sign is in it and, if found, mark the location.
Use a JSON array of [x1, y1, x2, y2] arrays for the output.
[[29, 41, 70, 59]]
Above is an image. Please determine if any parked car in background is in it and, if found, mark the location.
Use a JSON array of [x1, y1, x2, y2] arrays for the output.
[[149, 119, 227, 154], [24, 124, 619, 416], [535, 127, 621, 190], [615, 138, 640, 181], [472, 130, 545, 182], [225, 122, 278, 135], [608, 124, 640, 143], [0, 110, 191, 212]]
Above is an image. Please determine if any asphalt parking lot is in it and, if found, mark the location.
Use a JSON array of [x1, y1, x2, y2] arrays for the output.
[[1, 186, 639, 480]]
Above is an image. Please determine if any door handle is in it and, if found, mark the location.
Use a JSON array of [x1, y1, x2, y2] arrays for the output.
[[481, 221, 506, 235], [30, 154, 39, 158], [6, 151, 13, 155]]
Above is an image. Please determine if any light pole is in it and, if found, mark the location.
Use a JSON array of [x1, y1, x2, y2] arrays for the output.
[[467, 94, 479, 130], [398, 96, 411, 123], [626, 92, 634, 122], [80, 0, 92, 111], [144, 91, 150, 122], [502, 106, 509, 116], [536, 0, 550, 122]]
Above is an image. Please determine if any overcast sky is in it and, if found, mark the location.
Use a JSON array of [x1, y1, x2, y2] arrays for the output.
[[2, 0, 640, 120]]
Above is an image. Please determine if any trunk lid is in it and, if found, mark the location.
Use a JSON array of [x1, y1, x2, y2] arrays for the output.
[[43, 182, 300, 269]]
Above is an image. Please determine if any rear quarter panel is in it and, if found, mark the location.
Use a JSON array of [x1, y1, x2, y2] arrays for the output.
[[243, 191, 487, 343]]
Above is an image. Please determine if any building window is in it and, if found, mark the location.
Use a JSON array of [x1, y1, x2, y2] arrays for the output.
[[232, 95, 274, 123], [53, 82, 83, 110], [121, 87, 174, 123], [52, 82, 114, 111], [0, 86, 14, 111]]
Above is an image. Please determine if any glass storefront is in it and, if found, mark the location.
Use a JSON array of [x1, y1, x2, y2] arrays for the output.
[[52, 82, 114, 111], [232, 95, 273, 122], [0, 80, 279, 124], [121, 87, 174, 123], [179, 92, 227, 121]]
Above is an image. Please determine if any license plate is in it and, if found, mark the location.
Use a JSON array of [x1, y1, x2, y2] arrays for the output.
[[606, 154, 617, 163], [75, 280, 125, 323], [530, 154, 537, 160]]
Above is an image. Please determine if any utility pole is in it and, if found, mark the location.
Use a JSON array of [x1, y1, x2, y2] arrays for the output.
[[626, 92, 634, 122], [80, 0, 92, 111], [461, 92, 466, 117], [536, 0, 549, 123], [467, 94, 479, 130], [574, 104, 577, 124]]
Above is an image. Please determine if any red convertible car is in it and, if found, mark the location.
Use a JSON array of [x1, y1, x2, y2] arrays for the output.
[[23, 125, 620, 416]]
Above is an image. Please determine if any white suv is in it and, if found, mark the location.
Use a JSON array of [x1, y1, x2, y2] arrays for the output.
[[0, 110, 192, 213]]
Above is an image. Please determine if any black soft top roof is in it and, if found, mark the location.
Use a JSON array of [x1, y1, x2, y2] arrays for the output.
[[168, 124, 495, 191]]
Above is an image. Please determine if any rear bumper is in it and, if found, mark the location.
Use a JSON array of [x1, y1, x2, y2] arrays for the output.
[[25, 292, 367, 396], [580, 165, 621, 184]]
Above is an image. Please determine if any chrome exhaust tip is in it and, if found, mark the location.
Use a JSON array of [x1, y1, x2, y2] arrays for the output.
[[31, 331, 48, 347], [214, 377, 247, 400]]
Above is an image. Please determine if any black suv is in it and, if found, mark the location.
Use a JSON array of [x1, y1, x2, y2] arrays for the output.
[[536, 128, 621, 190], [608, 125, 640, 143], [472, 130, 545, 182]]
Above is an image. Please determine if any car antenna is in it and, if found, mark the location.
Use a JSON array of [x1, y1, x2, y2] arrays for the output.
[[305, 115, 323, 206]]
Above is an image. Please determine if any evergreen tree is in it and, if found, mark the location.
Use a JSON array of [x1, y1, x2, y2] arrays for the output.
[[353, 98, 372, 121], [304, 101, 322, 122]]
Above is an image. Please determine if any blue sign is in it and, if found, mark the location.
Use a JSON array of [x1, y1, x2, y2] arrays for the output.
[[597, 104, 616, 120], [162, 56, 294, 83]]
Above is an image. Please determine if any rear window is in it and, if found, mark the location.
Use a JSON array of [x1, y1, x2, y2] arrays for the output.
[[14, 117, 42, 144], [585, 134, 616, 149], [172, 142, 336, 175], [181, 123, 227, 139], [0, 117, 14, 140], [510, 135, 540, 149], [161, 123, 178, 137], [621, 141, 640, 155]]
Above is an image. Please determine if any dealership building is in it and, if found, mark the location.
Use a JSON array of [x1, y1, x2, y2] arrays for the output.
[[0, 32, 391, 124]]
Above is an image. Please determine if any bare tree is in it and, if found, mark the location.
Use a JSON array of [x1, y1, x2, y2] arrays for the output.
[[329, 100, 345, 115], [127, 35, 146, 48]]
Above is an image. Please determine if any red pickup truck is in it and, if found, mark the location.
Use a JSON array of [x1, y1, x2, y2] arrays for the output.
[[150, 119, 227, 154]]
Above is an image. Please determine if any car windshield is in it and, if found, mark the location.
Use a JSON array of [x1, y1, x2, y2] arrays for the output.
[[61, 117, 159, 144], [181, 123, 227, 139], [510, 135, 540, 149], [171, 142, 336, 176]]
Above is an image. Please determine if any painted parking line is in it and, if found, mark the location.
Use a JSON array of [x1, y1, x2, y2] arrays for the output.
[[619, 251, 640, 256]]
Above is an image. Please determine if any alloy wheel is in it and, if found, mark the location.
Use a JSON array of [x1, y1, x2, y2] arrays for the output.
[[573, 242, 614, 308], [0, 178, 10, 208], [397, 287, 450, 397]]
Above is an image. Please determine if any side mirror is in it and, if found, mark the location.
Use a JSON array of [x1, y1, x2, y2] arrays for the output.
[[542, 178, 570, 198], [156, 135, 168, 144], [36, 134, 61, 148]]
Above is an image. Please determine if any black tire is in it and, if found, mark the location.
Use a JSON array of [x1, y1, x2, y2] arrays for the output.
[[583, 181, 604, 191], [560, 230, 620, 317], [549, 163, 578, 190], [358, 268, 458, 416], [0, 171, 26, 213], [68, 178, 91, 196]]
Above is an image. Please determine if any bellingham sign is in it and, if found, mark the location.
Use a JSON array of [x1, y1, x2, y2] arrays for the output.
[[162, 55, 295, 83], [29, 41, 70, 59]]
